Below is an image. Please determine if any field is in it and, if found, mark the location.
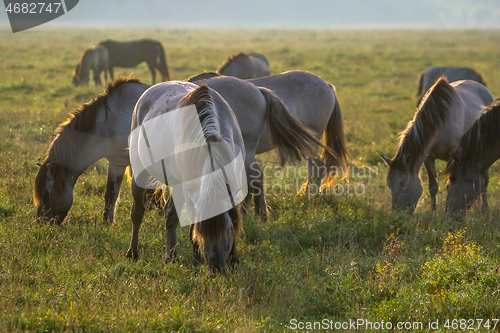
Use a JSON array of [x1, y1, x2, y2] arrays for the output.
[[1, 28, 500, 332]]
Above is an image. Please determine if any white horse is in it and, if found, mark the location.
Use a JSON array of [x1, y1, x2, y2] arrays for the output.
[[381, 77, 494, 212], [127, 82, 245, 272]]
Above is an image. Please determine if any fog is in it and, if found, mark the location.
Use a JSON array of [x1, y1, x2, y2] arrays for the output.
[[1, 0, 500, 30]]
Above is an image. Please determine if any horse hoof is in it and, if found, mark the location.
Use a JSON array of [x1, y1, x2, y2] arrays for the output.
[[126, 249, 138, 261]]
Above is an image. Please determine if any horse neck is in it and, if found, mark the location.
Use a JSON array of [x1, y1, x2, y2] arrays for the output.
[[47, 129, 109, 178]]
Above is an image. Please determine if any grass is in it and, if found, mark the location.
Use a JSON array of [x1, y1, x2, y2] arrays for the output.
[[1, 28, 500, 332]]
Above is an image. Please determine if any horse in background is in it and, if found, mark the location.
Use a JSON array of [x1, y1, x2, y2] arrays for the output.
[[34, 77, 150, 224], [415, 67, 487, 106], [72, 45, 110, 87], [128, 82, 244, 272], [217, 52, 270, 79], [381, 77, 494, 213], [446, 100, 500, 215], [98, 39, 170, 84]]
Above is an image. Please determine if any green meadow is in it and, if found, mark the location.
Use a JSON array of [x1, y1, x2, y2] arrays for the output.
[[1, 28, 500, 332]]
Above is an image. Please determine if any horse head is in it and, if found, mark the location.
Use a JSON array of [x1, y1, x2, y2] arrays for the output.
[[34, 161, 75, 224], [381, 155, 423, 213], [445, 154, 484, 216]]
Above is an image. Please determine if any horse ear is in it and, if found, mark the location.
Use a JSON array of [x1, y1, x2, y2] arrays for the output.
[[380, 155, 392, 167], [450, 152, 461, 165], [36, 162, 42, 167]]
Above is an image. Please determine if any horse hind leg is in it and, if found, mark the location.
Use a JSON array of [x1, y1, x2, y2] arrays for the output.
[[103, 163, 126, 224], [424, 158, 438, 211], [164, 193, 180, 263], [147, 62, 156, 84], [93, 69, 102, 86], [246, 158, 267, 221]]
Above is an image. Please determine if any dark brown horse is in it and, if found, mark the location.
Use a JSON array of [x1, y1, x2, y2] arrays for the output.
[[98, 39, 170, 84]]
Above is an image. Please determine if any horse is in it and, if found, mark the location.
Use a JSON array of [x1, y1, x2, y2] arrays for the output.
[[127, 82, 245, 272], [98, 39, 170, 84], [445, 100, 500, 215], [34, 77, 150, 224], [381, 77, 494, 213], [216, 52, 270, 79], [72, 45, 110, 87], [148, 74, 325, 239], [189, 70, 349, 187], [415, 67, 487, 106]]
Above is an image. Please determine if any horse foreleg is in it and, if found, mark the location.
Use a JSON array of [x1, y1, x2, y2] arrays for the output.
[[147, 63, 156, 84], [126, 180, 147, 260], [93, 69, 102, 86], [164, 193, 180, 263], [109, 67, 114, 81], [424, 158, 438, 211], [189, 223, 202, 267], [103, 163, 126, 224], [482, 170, 489, 210]]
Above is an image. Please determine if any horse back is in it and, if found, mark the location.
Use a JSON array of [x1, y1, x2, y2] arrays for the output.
[[99, 39, 162, 68]]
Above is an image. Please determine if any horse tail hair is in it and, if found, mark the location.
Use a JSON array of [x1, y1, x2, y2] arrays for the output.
[[321, 85, 349, 182], [180, 85, 241, 245], [415, 71, 424, 98], [156, 44, 170, 81], [259, 87, 327, 166]]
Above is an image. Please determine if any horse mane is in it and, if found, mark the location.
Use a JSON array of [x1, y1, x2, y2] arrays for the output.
[[180, 85, 242, 244], [446, 99, 500, 176], [216, 52, 249, 74], [390, 77, 455, 172], [35, 77, 143, 205], [186, 71, 221, 82], [53, 76, 141, 143]]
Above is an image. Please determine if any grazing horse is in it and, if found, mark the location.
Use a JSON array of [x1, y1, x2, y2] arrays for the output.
[[189, 70, 349, 187], [72, 45, 110, 87], [446, 100, 500, 215], [216, 52, 270, 79], [127, 82, 245, 272], [98, 39, 170, 84], [381, 77, 494, 213], [34, 77, 150, 224], [155, 75, 324, 230], [415, 66, 486, 105]]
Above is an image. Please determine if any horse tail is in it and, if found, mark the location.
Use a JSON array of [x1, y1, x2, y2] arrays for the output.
[[321, 85, 349, 182], [259, 87, 327, 166], [415, 71, 424, 98], [156, 44, 170, 81], [180, 85, 242, 246]]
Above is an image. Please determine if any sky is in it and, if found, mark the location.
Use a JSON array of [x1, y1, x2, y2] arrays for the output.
[[1, 0, 500, 30]]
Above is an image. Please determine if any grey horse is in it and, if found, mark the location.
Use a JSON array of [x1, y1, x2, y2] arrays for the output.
[[446, 99, 500, 215], [217, 52, 270, 79], [381, 77, 494, 213], [415, 66, 486, 106]]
